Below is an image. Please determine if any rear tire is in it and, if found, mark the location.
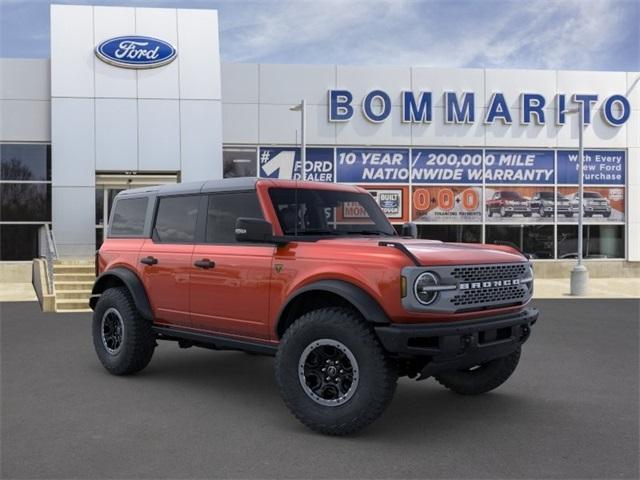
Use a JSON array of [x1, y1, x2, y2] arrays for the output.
[[434, 348, 521, 395], [92, 287, 155, 375], [275, 307, 397, 435]]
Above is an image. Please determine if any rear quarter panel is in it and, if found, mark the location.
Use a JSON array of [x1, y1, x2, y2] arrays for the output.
[[98, 238, 146, 275]]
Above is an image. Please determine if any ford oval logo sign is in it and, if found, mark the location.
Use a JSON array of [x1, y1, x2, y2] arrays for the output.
[[95, 36, 177, 69]]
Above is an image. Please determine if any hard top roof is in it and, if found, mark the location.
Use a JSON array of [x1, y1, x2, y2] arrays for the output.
[[116, 178, 364, 199]]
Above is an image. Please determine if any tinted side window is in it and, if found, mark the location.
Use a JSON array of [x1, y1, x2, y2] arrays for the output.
[[110, 197, 148, 236], [206, 192, 263, 244], [154, 195, 200, 243]]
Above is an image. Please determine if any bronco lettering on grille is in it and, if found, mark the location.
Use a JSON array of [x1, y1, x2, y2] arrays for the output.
[[459, 278, 520, 290]]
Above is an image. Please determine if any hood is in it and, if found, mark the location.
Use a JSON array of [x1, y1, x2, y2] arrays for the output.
[[396, 238, 526, 266], [315, 237, 526, 266]]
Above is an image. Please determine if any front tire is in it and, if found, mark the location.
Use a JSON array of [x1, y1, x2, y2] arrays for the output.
[[275, 307, 397, 435], [92, 287, 155, 375], [434, 348, 521, 395]]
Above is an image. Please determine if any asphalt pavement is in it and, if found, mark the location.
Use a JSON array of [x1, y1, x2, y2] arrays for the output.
[[1, 299, 638, 479]]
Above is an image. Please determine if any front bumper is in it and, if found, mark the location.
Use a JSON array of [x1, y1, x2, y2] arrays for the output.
[[504, 205, 529, 213], [375, 307, 538, 377], [585, 205, 611, 214]]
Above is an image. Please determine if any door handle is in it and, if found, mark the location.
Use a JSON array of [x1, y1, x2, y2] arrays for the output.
[[194, 259, 215, 269], [140, 256, 158, 266]]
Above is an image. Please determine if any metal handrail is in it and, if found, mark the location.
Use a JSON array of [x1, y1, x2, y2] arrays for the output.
[[39, 224, 58, 293]]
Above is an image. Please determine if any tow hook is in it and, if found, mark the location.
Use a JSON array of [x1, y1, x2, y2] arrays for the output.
[[459, 334, 473, 353]]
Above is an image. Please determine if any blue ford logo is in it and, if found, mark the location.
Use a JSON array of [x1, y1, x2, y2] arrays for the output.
[[95, 36, 177, 69]]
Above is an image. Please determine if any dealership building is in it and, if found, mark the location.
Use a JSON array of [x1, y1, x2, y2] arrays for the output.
[[1, 4, 639, 279]]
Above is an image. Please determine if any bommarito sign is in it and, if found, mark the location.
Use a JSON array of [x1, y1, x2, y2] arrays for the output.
[[328, 90, 632, 127]]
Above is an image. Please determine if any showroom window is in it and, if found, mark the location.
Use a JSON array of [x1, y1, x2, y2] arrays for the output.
[[417, 225, 481, 243], [223, 148, 257, 178], [0, 144, 51, 260], [485, 225, 554, 259], [557, 225, 624, 259]]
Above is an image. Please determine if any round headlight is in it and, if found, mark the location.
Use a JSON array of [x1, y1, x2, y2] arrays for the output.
[[414, 272, 439, 305]]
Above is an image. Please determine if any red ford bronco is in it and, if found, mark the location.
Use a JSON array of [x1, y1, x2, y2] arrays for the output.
[[90, 178, 537, 435]]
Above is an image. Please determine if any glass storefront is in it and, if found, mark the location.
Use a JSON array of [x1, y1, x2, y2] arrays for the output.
[[223, 145, 627, 261], [0, 144, 51, 260]]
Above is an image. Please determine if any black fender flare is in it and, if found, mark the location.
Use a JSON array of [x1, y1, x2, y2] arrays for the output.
[[89, 267, 153, 321], [276, 279, 390, 338]]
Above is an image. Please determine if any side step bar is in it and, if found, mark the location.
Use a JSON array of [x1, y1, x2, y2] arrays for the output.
[[153, 325, 278, 356]]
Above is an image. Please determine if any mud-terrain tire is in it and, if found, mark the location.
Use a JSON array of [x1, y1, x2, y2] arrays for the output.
[[275, 307, 397, 436], [434, 348, 521, 395], [92, 287, 155, 375]]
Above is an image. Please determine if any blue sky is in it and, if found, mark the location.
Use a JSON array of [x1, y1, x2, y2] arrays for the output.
[[1, 0, 638, 71]]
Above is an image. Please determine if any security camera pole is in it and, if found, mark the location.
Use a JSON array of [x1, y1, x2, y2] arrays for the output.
[[570, 102, 588, 295], [290, 100, 306, 180]]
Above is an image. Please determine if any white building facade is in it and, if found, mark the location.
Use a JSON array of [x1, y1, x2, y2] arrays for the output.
[[0, 5, 639, 274]]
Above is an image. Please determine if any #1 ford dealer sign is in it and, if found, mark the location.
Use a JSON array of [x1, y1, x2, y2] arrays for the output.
[[95, 36, 177, 69]]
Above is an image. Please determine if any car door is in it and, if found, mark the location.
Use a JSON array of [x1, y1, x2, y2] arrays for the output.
[[190, 191, 275, 340], [138, 194, 202, 328]]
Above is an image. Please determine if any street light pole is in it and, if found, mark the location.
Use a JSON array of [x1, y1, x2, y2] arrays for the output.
[[570, 102, 589, 295], [290, 99, 306, 180]]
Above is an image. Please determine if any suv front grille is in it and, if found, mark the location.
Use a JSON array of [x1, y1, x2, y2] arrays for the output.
[[451, 263, 527, 283], [451, 284, 527, 307], [449, 263, 531, 309]]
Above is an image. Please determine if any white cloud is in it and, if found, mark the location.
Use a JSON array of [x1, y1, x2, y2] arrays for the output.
[[219, 0, 636, 71]]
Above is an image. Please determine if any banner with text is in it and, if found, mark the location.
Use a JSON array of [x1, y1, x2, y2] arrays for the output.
[[259, 147, 334, 182], [336, 148, 410, 183], [557, 150, 625, 185], [412, 186, 482, 222], [361, 186, 408, 222], [411, 149, 483, 184], [484, 150, 554, 184]]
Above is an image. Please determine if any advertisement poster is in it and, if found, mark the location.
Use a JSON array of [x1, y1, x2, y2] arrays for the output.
[[557, 150, 625, 185], [485, 187, 556, 222], [411, 149, 483, 184], [484, 150, 554, 184], [557, 187, 625, 222], [361, 187, 408, 221], [412, 186, 482, 223], [336, 148, 410, 183], [259, 147, 334, 182]]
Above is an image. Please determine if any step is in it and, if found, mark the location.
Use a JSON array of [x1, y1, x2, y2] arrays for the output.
[[55, 281, 94, 291], [56, 289, 92, 300], [56, 308, 92, 313], [54, 258, 94, 265], [53, 265, 95, 275], [55, 299, 91, 310], [54, 273, 96, 282]]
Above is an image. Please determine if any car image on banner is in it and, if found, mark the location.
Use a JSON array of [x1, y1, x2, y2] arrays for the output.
[[558, 187, 624, 222], [484, 187, 562, 223]]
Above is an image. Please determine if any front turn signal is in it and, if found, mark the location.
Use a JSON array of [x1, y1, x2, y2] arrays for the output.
[[400, 276, 407, 298]]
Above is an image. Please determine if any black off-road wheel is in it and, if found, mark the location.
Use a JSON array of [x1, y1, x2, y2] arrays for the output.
[[434, 348, 521, 395], [92, 287, 155, 375], [275, 307, 398, 436]]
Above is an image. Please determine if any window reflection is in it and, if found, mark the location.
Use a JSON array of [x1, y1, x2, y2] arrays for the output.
[[0, 144, 51, 181], [0, 183, 51, 221]]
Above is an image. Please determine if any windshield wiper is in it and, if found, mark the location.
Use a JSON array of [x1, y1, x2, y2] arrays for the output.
[[344, 230, 390, 236], [293, 229, 347, 236]]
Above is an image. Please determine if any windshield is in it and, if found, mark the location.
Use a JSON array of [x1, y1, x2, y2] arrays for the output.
[[584, 192, 602, 198], [538, 192, 554, 200], [268, 188, 397, 237]]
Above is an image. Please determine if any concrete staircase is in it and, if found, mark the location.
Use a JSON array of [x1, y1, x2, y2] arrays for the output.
[[53, 260, 95, 312]]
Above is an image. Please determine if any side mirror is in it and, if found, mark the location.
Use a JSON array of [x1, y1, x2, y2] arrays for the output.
[[235, 218, 274, 243], [401, 222, 417, 239]]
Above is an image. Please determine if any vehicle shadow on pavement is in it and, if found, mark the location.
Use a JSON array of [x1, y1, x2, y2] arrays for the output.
[[118, 344, 551, 439]]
